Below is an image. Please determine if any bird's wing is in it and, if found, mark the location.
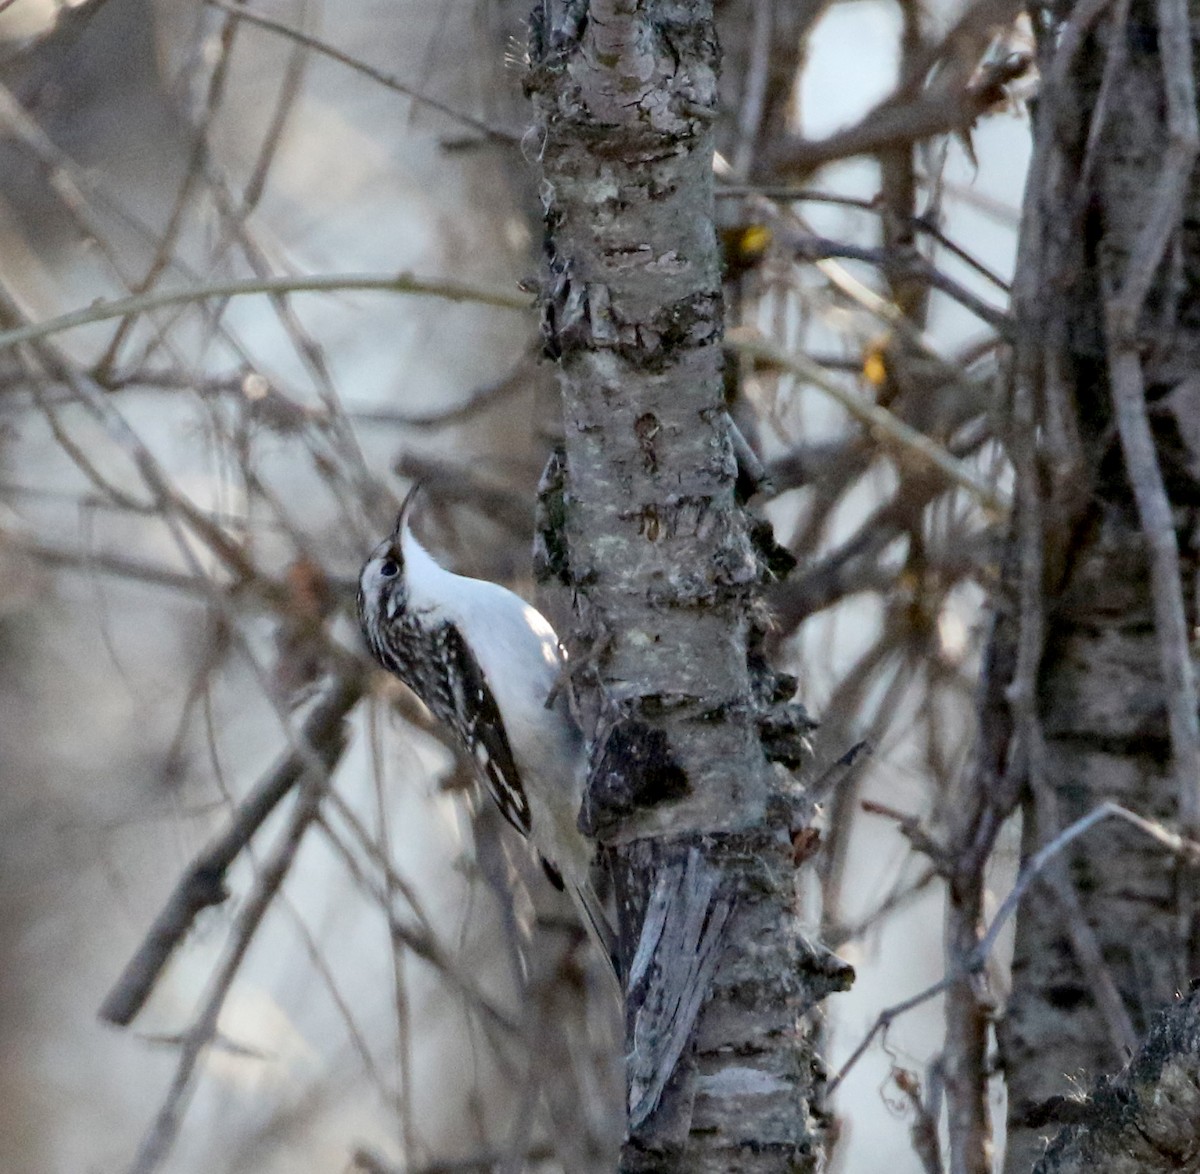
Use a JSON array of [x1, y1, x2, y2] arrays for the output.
[[431, 621, 533, 838]]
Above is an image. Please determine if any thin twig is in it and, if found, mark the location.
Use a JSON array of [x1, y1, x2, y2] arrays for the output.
[[1076, 0, 1131, 195], [1107, 348, 1200, 827], [10, 534, 356, 603], [95, 3, 241, 374], [0, 271, 529, 354], [277, 891, 394, 1102], [0, 83, 196, 372], [728, 329, 1007, 515], [784, 233, 1012, 333], [206, 0, 520, 144], [99, 674, 362, 1026], [392, 452, 532, 536], [730, 0, 773, 177], [826, 868, 938, 950], [351, 1144, 556, 1173], [349, 343, 539, 429], [314, 807, 523, 1039], [716, 183, 1013, 291], [233, 0, 310, 218], [1107, 0, 1199, 339], [829, 800, 1200, 1094], [126, 742, 332, 1173], [1029, 759, 1140, 1057], [769, 52, 1029, 176], [366, 700, 417, 1160]]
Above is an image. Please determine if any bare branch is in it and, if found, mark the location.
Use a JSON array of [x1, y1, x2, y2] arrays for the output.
[[729, 329, 1007, 514], [0, 271, 529, 355], [782, 232, 1012, 334], [769, 52, 1029, 178], [830, 800, 1200, 1094], [98, 674, 363, 1027], [1098, 0, 1200, 836], [126, 734, 333, 1174], [206, 0, 520, 145]]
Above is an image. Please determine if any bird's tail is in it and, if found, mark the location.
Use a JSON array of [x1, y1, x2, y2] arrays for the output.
[[571, 880, 622, 993]]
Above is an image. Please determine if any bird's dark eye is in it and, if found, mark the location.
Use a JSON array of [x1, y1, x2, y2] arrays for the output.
[[379, 559, 400, 579]]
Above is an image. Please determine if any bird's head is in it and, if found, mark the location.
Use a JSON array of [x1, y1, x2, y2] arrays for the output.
[[357, 482, 421, 649]]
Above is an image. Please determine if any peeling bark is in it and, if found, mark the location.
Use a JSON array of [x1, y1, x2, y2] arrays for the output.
[[527, 2, 851, 1168]]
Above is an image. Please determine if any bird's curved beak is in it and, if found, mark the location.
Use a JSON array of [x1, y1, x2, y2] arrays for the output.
[[391, 481, 422, 540]]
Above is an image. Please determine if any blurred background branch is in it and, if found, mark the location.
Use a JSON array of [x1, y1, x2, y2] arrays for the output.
[[0, 0, 1097, 1170]]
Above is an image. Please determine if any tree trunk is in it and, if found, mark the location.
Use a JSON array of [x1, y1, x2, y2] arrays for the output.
[[527, 2, 851, 1169], [997, 3, 1200, 1170]]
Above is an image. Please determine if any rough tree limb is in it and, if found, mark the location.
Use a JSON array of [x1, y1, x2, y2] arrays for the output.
[[528, 2, 851, 1169], [997, 1, 1200, 1168], [1032, 988, 1200, 1174]]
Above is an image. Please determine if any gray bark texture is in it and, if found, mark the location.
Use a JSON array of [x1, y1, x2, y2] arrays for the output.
[[997, 2, 1200, 1170], [527, 2, 852, 1170], [1031, 987, 1200, 1173]]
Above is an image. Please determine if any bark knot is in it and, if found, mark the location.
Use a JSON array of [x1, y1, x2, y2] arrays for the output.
[[581, 713, 691, 839]]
